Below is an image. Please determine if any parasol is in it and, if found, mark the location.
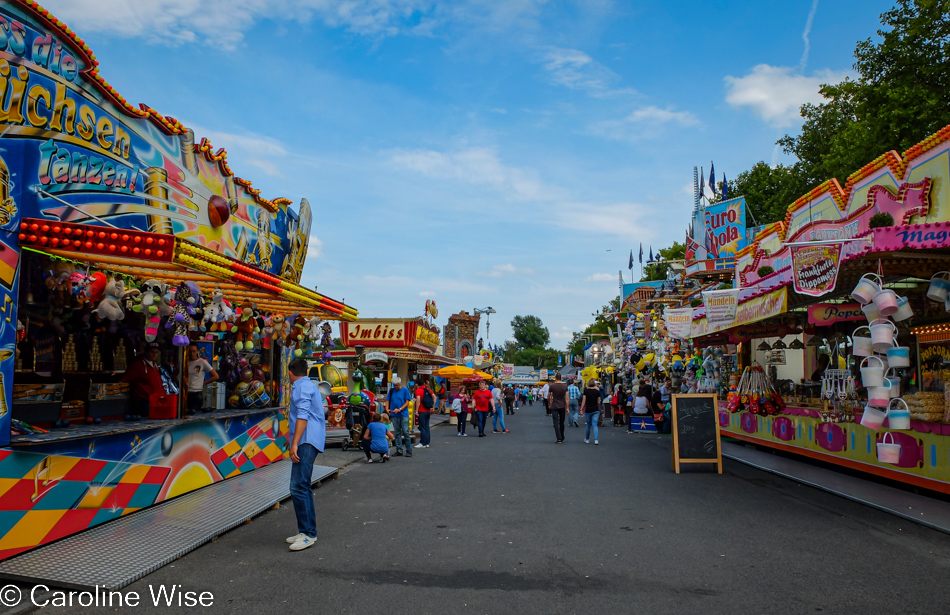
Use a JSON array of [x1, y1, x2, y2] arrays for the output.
[[434, 365, 475, 379]]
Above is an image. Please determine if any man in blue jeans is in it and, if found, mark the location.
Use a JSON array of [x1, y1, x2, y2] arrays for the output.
[[414, 380, 435, 449], [386, 376, 413, 457], [567, 379, 581, 427], [286, 358, 326, 552]]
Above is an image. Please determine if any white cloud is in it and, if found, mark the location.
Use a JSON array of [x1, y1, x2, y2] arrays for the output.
[[247, 159, 283, 177], [307, 235, 324, 258], [540, 47, 636, 98], [588, 105, 700, 141], [388, 147, 564, 201], [478, 264, 535, 278], [186, 125, 288, 157], [586, 273, 614, 282], [800, 0, 820, 71], [723, 64, 849, 128], [550, 201, 659, 240], [41, 0, 547, 49], [490, 108, 508, 114], [419, 291, 436, 297]]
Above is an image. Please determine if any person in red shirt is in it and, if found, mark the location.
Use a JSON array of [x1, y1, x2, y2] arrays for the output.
[[414, 380, 436, 449], [121, 342, 165, 420], [471, 379, 496, 437]]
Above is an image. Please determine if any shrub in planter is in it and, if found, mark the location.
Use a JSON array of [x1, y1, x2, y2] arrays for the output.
[[869, 212, 894, 228], [757, 265, 774, 277], [690, 298, 702, 307]]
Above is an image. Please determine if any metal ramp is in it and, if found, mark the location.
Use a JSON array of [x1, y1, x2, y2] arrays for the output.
[[0, 461, 338, 590], [723, 442, 950, 534]]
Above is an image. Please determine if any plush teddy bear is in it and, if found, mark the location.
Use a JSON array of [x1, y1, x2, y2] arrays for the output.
[[287, 314, 308, 357], [202, 290, 232, 333], [133, 279, 169, 342], [232, 301, 259, 351], [270, 313, 289, 346], [167, 282, 194, 346]]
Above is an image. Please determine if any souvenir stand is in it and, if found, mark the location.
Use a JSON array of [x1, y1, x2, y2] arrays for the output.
[[0, 0, 357, 561], [691, 124, 950, 494]]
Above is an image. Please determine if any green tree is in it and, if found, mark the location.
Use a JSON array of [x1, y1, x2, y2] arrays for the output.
[[641, 243, 685, 281], [779, 0, 950, 189], [510, 315, 550, 350], [730, 162, 809, 226]]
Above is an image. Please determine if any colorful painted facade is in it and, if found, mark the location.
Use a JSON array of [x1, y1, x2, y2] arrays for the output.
[[0, 409, 289, 560], [0, 0, 324, 445]]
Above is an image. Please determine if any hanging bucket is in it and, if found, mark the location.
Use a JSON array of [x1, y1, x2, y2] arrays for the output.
[[867, 380, 891, 408], [887, 398, 911, 430], [852, 326, 873, 357], [876, 432, 901, 464], [876, 353, 890, 372], [885, 339, 910, 368], [870, 319, 898, 353], [861, 404, 887, 430], [872, 289, 899, 317], [892, 296, 913, 322], [852, 273, 883, 305], [885, 370, 901, 398], [926, 271, 950, 302], [862, 301, 882, 322], [860, 355, 885, 387]]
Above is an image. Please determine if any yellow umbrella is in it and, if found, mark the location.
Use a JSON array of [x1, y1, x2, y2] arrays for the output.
[[434, 365, 475, 378], [474, 370, 493, 380]]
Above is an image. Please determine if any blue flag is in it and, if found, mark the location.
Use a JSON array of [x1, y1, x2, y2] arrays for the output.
[[649, 245, 654, 262], [722, 173, 729, 199], [638, 243, 643, 264], [699, 166, 705, 198], [628, 249, 633, 270], [709, 162, 717, 196]]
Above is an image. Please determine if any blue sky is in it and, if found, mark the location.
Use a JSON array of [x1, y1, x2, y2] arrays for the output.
[[45, 0, 894, 349]]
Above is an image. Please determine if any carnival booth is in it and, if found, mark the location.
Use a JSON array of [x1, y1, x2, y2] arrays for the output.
[[688, 124, 950, 494], [0, 0, 358, 561]]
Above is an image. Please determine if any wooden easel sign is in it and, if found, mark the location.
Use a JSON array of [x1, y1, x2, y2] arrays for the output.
[[671, 394, 723, 474]]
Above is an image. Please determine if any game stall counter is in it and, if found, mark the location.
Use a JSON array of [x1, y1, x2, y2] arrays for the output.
[[0, 1, 359, 561], [687, 122, 950, 493]]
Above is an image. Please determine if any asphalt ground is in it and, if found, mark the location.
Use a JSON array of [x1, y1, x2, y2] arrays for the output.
[[27, 404, 950, 614]]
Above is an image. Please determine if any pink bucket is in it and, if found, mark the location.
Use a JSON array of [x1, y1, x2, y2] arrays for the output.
[[852, 273, 882, 305], [867, 380, 891, 408], [876, 432, 901, 464], [870, 319, 897, 353], [860, 405, 887, 430], [872, 289, 899, 317]]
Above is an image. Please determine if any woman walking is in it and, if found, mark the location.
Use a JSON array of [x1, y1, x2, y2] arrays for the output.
[[612, 385, 625, 426], [455, 386, 471, 437], [579, 378, 602, 445]]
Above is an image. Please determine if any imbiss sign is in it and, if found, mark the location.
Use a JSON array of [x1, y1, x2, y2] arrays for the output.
[[340, 319, 439, 353]]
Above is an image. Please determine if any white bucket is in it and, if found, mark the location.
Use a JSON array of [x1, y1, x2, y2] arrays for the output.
[[867, 380, 891, 407], [852, 273, 883, 305], [876, 432, 901, 464], [870, 318, 898, 353], [886, 339, 910, 368], [860, 355, 885, 387], [885, 370, 901, 398], [927, 271, 950, 302], [892, 296, 913, 322], [862, 301, 882, 322], [887, 398, 911, 430], [852, 326, 873, 357], [876, 353, 890, 372], [872, 288, 899, 317], [861, 405, 887, 430]]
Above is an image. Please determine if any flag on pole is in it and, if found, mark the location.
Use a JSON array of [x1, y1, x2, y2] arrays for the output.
[[628, 249, 633, 270], [722, 173, 729, 199], [699, 167, 705, 198], [638, 243, 643, 264], [709, 162, 717, 196], [649, 245, 654, 262]]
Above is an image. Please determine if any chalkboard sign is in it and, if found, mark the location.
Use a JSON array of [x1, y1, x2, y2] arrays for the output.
[[671, 394, 722, 474]]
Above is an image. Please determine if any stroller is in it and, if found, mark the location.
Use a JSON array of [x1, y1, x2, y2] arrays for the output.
[[340, 391, 375, 452]]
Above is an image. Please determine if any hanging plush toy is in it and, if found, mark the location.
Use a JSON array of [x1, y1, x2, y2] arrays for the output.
[[95, 277, 128, 321], [304, 316, 321, 353], [167, 283, 194, 346], [270, 313, 289, 346], [133, 279, 169, 342], [287, 314, 308, 357], [202, 290, 231, 333], [232, 301, 258, 351], [184, 281, 203, 322]]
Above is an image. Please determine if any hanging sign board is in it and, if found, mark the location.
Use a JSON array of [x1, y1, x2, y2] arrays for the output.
[[791, 243, 842, 297], [807, 303, 864, 326], [671, 394, 722, 474], [767, 350, 786, 365], [362, 351, 389, 364], [663, 307, 694, 339], [702, 289, 741, 325], [501, 364, 515, 378]]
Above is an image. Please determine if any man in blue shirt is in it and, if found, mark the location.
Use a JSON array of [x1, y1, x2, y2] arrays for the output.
[[286, 358, 326, 552], [567, 380, 582, 428], [386, 376, 413, 457]]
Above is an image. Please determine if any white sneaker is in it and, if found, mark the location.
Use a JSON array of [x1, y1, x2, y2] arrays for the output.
[[414, 443, 425, 448], [456, 433, 461, 436], [285, 532, 305, 544], [462, 433, 468, 437], [425, 444, 430, 448], [584, 439, 589, 444], [595, 440, 599, 445], [289, 535, 317, 551]]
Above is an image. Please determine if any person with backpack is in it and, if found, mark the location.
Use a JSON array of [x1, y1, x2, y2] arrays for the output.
[[385, 376, 413, 457], [414, 379, 436, 449], [504, 385, 516, 415]]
